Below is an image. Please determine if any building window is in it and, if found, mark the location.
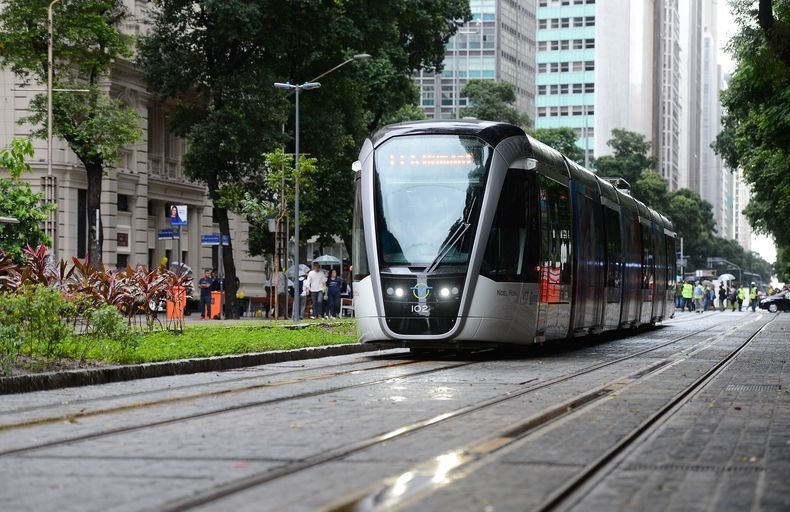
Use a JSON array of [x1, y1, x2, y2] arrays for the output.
[[118, 194, 130, 212], [117, 254, 129, 269]]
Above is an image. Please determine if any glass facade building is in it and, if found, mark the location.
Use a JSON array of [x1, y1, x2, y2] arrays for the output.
[[416, 0, 537, 122], [535, 0, 597, 164]]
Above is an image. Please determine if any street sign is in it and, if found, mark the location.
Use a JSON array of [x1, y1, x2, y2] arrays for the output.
[[158, 229, 179, 240], [201, 234, 230, 246], [677, 258, 687, 267]]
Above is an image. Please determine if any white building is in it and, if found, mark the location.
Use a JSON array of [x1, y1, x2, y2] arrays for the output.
[[536, 0, 677, 172]]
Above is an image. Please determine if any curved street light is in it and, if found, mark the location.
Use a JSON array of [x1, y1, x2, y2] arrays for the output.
[[274, 53, 370, 322]]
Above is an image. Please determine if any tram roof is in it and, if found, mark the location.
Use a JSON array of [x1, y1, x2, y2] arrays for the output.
[[371, 120, 525, 149]]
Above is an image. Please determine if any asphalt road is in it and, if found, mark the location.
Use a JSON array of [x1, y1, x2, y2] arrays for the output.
[[0, 310, 787, 511]]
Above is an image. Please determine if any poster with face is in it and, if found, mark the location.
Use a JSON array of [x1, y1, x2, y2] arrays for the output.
[[170, 205, 187, 226]]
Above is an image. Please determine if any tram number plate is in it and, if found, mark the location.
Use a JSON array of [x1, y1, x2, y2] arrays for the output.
[[410, 304, 432, 314]]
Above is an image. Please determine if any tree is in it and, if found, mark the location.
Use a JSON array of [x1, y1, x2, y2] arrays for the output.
[[595, 129, 657, 186], [528, 127, 584, 164], [0, 139, 55, 262], [631, 170, 668, 210], [715, 0, 790, 279], [460, 80, 530, 126], [140, 0, 469, 317], [0, 0, 142, 269]]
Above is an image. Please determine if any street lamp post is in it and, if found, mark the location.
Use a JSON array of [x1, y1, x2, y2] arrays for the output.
[[274, 53, 370, 322], [274, 81, 321, 322]]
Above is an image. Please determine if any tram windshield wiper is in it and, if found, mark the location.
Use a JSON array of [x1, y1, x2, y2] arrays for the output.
[[424, 196, 476, 275]]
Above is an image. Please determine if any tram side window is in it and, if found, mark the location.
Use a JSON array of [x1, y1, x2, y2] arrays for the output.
[[481, 170, 539, 282], [538, 176, 572, 301], [641, 223, 654, 289], [603, 206, 622, 289], [666, 236, 676, 289], [352, 177, 369, 280]]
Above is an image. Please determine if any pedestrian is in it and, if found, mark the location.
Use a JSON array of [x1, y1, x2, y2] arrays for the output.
[[718, 284, 727, 311], [749, 282, 759, 312], [197, 269, 213, 319], [693, 281, 704, 313], [325, 268, 343, 318], [727, 285, 738, 313], [737, 284, 745, 312], [675, 281, 684, 309], [682, 280, 693, 312], [305, 262, 326, 319], [291, 269, 307, 321]]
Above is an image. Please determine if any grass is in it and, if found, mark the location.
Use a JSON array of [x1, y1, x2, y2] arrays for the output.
[[4, 319, 359, 375], [116, 320, 358, 364]]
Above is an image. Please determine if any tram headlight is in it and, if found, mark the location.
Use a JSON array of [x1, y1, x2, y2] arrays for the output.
[[386, 287, 394, 296], [394, 288, 405, 298], [439, 287, 451, 298]]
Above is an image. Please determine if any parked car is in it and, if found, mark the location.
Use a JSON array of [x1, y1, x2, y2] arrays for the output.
[[758, 290, 790, 313]]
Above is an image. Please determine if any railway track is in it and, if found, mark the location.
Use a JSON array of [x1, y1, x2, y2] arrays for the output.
[[0, 315, 767, 512]]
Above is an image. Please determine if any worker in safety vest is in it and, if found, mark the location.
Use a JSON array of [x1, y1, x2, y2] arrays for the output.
[[693, 282, 704, 313], [682, 281, 694, 312], [749, 283, 759, 312], [737, 285, 746, 312]]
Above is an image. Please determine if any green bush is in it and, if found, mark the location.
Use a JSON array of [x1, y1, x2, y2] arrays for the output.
[[0, 284, 75, 360], [78, 305, 139, 361], [0, 323, 21, 376]]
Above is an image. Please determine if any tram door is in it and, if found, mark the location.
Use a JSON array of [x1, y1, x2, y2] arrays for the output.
[[536, 176, 572, 340]]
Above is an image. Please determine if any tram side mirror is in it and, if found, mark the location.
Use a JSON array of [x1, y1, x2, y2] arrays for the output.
[[351, 160, 362, 173]]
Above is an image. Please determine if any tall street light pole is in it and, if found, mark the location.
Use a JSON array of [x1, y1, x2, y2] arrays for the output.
[[274, 81, 321, 323], [275, 53, 370, 322], [46, 0, 60, 250], [47, 0, 60, 179]]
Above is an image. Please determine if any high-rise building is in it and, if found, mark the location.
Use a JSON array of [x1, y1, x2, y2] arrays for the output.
[[678, 0, 703, 192], [699, 0, 735, 240], [416, 0, 537, 122], [654, 0, 682, 190], [733, 169, 752, 252], [536, 0, 666, 168]]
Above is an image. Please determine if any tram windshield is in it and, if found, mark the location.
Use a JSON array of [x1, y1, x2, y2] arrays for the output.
[[374, 135, 490, 271]]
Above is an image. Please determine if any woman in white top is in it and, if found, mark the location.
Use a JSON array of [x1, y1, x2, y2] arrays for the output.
[[305, 262, 327, 318]]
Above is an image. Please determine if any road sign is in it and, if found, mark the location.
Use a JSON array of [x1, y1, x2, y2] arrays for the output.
[[158, 229, 179, 240], [201, 234, 229, 246], [677, 258, 687, 267]]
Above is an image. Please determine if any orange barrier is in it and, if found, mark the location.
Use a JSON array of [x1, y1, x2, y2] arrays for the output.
[[166, 286, 186, 320], [210, 291, 224, 320]]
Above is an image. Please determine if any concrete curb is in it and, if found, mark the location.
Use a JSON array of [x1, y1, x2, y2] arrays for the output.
[[0, 343, 390, 395]]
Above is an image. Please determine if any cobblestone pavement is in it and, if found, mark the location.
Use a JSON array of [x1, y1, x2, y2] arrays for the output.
[[0, 311, 787, 511]]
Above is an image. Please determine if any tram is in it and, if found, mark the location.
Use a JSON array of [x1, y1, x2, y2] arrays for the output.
[[351, 120, 676, 347]]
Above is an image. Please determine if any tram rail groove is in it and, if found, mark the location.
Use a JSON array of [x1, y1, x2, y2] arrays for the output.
[[0, 361, 479, 458], [0, 322, 715, 433], [327, 316, 772, 512], [534, 315, 776, 512], [0, 356, 423, 431], [0, 351, 413, 417], [153, 324, 734, 512]]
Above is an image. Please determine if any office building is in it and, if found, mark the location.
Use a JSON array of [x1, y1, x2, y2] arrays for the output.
[[416, 0, 537, 122]]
